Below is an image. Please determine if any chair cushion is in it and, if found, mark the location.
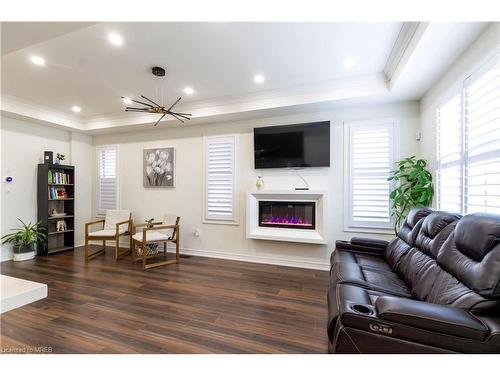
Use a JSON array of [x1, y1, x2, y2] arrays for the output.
[[104, 209, 131, 231], [133, 230, 171, 243], [88, 229, 127, 237]]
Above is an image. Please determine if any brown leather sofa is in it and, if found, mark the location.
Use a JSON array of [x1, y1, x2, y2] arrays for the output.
[[328, 208, 500, 353]]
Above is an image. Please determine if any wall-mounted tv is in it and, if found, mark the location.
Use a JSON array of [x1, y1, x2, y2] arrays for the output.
[[254, 121, 330, 169]]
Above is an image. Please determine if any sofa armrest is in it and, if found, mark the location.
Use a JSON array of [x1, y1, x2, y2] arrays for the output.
[[335, 237, 387, 254], [350, 237, 389, 249], [375, 296, 488, 341]]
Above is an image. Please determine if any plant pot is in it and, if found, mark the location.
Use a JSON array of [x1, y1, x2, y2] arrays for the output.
[[13, 245, 35, 262]]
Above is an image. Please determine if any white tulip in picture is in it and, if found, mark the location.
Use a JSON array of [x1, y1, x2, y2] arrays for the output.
[[143, 148, 175, 187]]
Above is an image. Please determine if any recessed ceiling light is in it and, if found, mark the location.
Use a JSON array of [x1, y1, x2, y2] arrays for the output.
[[122, 97, 132, 105], [343, 58, 356, 69], [107, 32, 124, 46], [254, 74, 265, 84], [183, 87, 195, 95], [71, 106, 81, 113], [30, 56, 46, 66]]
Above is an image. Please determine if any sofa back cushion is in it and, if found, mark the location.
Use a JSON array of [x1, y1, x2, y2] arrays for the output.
[[437, 213, 500, 298], [414, 212, 462, 258], [425, 269, 498, 312], [396, 212, 460, 300], [384, 207, 433, 269]]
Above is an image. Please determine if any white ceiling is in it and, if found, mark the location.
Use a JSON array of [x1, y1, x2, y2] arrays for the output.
[[0, 22, 489, 133], [0, 22, 97, 55]]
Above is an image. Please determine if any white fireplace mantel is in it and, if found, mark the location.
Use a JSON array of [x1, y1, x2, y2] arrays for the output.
[[246, 190, 328, 244]]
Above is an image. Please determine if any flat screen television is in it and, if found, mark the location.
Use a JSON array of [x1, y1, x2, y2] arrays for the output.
[[254, 121, 330, 168]]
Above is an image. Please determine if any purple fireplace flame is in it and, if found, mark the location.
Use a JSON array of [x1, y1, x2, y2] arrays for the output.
[[259, 200, 316, 230], [261, 215, 312, 227]]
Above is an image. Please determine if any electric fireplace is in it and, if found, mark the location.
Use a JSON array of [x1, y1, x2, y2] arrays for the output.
[[258, 201, 315, 230]]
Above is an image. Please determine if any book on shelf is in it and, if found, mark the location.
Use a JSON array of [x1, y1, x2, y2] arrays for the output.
[[48, 171, 71, 185], [48, 186, 68, 199]]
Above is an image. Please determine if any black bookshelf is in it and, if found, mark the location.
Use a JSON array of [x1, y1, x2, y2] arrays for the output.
[[37, 164, 75, 255]]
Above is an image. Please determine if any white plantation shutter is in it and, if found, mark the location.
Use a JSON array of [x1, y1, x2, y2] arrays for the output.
[[437, 52, 500, 215], [437, 93, 463, 213], [464, 55, 500, 214], [348, 121, 395, 229], [96, 145, 118, 216], [204, 136, 237, 222]]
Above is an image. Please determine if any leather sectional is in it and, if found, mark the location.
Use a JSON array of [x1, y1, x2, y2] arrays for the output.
[[328, 208, 500, 353]]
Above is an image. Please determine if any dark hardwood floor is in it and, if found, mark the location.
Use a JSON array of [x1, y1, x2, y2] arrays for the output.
[[0, 246, 329, 353]]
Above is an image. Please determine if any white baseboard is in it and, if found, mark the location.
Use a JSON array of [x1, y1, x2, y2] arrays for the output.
[[176, 246, 330, 271], [79, 240, 330, 271], [0, 245, 14, 262]]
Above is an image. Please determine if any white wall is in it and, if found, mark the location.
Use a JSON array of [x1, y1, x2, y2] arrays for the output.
[[0, 101, 420, 268], [70, 132, 94, 246], [94, 101, 420, 270], [0, 115, 93, 261], [419, 23, 500, 206]]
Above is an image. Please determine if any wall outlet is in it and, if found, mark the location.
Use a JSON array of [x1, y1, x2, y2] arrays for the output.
[[194, 229, 201, 237]]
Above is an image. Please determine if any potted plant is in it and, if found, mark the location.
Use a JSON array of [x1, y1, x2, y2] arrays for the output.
[[1, 219, 46, 261], [388, 156, 434, 234], [55, 153, 65, 165]]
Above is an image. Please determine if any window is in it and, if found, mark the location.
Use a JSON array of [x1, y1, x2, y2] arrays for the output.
[[437, 93, 463, 213], [347, 119, 396, 229], [96, 145, 119, 216], [204, 135, 237, 223], [437, 52, 500, 214]]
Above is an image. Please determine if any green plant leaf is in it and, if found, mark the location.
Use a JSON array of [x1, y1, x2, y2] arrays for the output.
[[388, 157, 434, 234]]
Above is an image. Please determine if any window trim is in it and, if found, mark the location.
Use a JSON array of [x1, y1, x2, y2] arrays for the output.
[[203, 135, 239, 225], [95, 144, 119, 217], [343, 118, 399, 233]]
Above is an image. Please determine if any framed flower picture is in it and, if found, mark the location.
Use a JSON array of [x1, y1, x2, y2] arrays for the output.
[[143, 147, 175, 187]]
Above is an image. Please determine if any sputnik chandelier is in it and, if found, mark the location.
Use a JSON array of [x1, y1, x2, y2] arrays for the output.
[[122, 66, 192, 126]]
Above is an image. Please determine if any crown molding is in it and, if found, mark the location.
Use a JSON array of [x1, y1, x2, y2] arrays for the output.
[[1, 73, 388, 134], [83, 73, 388, 132], [384, 22, 429, 87], [1, 94, 84, 131]]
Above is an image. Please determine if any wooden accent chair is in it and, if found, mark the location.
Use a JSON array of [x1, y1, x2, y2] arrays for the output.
[[84, 209, 132, 261], [132, 214, 180, 270]]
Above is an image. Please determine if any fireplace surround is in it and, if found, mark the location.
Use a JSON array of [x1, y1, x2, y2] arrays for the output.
[[247, 190, 327, 244]]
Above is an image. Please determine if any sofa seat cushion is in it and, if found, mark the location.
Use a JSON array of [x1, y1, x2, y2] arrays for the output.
[[331, 248, 356, 265], [331, 249, 392, 273], [355, 254, 392, 272], [331, 261, 411, 297], [88, 228, 127, 237]]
